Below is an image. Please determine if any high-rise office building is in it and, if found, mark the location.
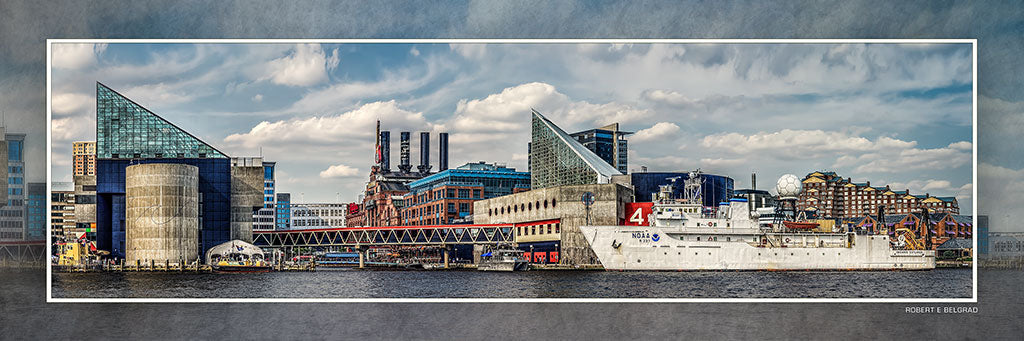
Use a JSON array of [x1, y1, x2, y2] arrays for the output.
[[26, 183, 46, 241], [0, 133, 26, 241], [51, 182, 76, 242], [570, 123, 631, 174], [253, 161, 276, 231], [73, 141, 96, 176]]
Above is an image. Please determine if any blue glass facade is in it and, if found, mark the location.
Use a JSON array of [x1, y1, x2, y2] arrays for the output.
[[275, 193, 291, 230], [96, 82, 227, 159], [631, 172, 734, 207], [407, 162, 531, 200], [96, 158, 232, 258], [26, 183, 46, 241]]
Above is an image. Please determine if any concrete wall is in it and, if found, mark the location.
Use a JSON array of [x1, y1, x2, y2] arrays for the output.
[[473, 183, 634, 265], [124, 163, 199, 264], [230, 165, 264, 243]]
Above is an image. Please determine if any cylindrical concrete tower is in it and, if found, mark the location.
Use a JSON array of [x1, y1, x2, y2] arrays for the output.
[[438, 132, 449, 171], [125, 163, 200, 264]]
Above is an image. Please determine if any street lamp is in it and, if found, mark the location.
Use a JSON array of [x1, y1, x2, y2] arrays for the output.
[[555, 243, 559, 264]]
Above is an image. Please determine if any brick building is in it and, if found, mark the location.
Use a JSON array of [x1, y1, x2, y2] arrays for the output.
[[797, 171, 959, 219], [401, 162, 530, 225]]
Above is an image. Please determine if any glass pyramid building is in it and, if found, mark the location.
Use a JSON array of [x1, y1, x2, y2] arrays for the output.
[[530, 109, 622, 189], [96, 82, 226, 159]]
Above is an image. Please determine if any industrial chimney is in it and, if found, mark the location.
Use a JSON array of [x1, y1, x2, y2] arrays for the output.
[[418, 132, 432, 174], [380, 131, 391, 172], [439, 132, 449, 171], [399, 132, 412, 173], [751, 173, 757, 190]]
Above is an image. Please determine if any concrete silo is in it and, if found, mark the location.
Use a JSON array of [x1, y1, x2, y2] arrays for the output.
[[125, 163, 199, 264]]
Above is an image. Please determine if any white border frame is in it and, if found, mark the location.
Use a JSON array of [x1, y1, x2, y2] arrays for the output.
[[45, 38, 978, 303]]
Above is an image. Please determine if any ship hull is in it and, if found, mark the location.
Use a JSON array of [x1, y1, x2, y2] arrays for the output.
[[580, 225, 935, 271]]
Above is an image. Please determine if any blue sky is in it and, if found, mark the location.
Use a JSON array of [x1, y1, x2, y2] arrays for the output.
[[50, 42, 973, 213]]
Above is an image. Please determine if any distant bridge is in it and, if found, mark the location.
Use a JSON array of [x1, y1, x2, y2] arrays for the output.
[[0, 241, 47, 266], [252, 222, 556, 248]]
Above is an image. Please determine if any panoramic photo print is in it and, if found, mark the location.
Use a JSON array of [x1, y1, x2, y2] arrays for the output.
[[46, 41, 975, 299]]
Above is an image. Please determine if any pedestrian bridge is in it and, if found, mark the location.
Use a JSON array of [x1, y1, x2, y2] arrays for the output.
[[252, 223, 531, 248]]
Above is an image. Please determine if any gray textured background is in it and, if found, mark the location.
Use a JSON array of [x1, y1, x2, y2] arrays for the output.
[[2, 0, 1022, 339]]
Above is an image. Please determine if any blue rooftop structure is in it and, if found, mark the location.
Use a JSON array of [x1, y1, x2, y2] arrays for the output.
[[408, 161, 530, 199]]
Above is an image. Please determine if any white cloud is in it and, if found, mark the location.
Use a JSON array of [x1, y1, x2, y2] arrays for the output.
[[978, 163, 1024, 231], [701, 129, 917, 159], [252, 94, 263, 103], [51, 43, 106, 69], [263, 44, 339, 87], [641, 89, 698, 107], [633, 122, 680, 142], [319, 164, 360, 178], [410, 47, 420, 56], [50, 92, 93, 115], [223, 100, 432, 148], [450, 44, 486, 60]]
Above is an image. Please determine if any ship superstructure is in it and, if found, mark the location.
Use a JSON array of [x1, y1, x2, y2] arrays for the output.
[[580, 171, 935, 271]]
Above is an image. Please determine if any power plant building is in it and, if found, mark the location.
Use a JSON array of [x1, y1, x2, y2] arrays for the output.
[[529, 109, 622, 189], [94, 82, 257, 259], [401, 162, 530, 225]]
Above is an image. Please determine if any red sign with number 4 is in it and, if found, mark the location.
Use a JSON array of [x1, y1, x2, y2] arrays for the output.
[[624, 202, 654, 226]]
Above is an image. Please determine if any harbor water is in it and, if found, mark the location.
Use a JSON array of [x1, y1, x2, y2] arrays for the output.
[[51, 267, 972, 299]]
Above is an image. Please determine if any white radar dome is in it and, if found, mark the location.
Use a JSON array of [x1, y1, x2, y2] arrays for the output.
[[776, 174, 802, 199]]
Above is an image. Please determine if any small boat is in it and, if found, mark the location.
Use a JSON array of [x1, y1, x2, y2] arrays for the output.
[[212, 259, 272, 273], [478, 245, 530, 272], [206, 240, 273, 273], [783, 221, 819, 230]]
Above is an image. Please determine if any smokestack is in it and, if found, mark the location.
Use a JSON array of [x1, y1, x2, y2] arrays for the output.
[[418, 132, 432, 174], [751, 173, 757, 190], [399, 132, 411, 173], [380, 131, 391, 172], [439, 132, 449, 171]]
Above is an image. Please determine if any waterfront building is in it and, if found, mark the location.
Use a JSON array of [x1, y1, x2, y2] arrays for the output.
[[0, 132, 26, 241], [473, 182, 634, 265], [401, 161, 530, 225], [253, 161, 277, 231], [627, 171, 734, 207], [289, 203, 347, 229], [26, 183, 45, 241], [529, 109, 622, 189], [94, 82, 257, 259], [569, 123, 632, 174], [275, 193, 291, 230], [73, 141, 96, 176], [988, 232, 1024, 259], [51, 182, 76, 242], [797, 171, 960, 219]]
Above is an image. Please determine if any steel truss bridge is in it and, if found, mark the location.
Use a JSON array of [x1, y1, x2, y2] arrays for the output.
[[253, 223, 527, 248], [0, 241, 47, 265]]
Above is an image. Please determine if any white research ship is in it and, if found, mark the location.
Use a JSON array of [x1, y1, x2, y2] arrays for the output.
[[580, 172, 935, 271]]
